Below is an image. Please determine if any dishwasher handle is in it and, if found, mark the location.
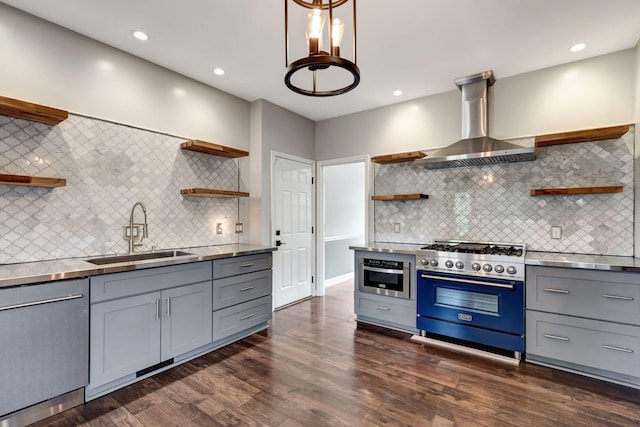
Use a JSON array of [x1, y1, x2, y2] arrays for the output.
[[0, 294, 84, 312]]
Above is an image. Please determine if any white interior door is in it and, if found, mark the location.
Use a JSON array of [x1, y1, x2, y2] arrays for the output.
[[272, 155, 314, 309]]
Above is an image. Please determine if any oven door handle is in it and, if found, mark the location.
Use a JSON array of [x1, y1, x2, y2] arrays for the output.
[[364, 266, 404, 275], [420, 274, 515, 290]]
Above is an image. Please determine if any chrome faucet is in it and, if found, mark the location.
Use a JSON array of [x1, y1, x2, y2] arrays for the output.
[[127, 202, 148, 254]]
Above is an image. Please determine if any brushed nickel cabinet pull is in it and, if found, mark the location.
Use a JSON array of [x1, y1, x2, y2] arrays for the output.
[[602, 294, 634, 301], [166, 297, 171, 317], [602, 344, 634, 353], [155, 299, 160, 320], [241, 263, 255, 268], [376, 306, 391, 311], [240, 286, 255, 292], [544, 334, 569, 341], [0, 294, 83, 312], [240, 313, 255, 320], [543, 288, 569, 294]]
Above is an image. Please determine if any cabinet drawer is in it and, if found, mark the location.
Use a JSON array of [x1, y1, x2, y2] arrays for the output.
[[213, 269, 272, 310], [526, 311, 640, 378], [91, 261, 212, 302], [212, 295, 272, 343], [213, 253, 272, 279], [526, 266, 640, 326], [356, 293, 416, 328]]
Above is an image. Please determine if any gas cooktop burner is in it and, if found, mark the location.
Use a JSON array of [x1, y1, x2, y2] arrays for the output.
[[420, 242, 523, 257]]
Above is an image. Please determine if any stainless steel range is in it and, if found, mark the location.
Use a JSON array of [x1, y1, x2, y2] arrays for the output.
[[416, 240, 526, 358]]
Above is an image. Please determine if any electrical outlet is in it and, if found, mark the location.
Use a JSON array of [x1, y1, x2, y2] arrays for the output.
[[394, 223, 401, 233], [235, 222, 244, 233], [551, 226, 562, 239]]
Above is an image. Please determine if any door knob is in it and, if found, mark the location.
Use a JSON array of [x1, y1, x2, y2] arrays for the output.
[[276, 240, 287, 246]]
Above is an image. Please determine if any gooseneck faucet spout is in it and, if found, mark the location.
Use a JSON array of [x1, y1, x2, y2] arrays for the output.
[[128, 202, 148, 254]]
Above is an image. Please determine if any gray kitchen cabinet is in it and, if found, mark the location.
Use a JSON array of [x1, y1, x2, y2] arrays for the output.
[[87, 261, 213, 399], [353, 250, 418, 334], [526, 266, 640, 388], [0, 279, 88, 419], [212, 253, 273, 346]]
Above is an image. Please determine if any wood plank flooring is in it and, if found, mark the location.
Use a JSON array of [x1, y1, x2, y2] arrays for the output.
[[32, 280, 640, 426]]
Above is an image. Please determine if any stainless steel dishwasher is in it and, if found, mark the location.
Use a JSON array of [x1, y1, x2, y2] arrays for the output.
[[0, 278, 89, 425]]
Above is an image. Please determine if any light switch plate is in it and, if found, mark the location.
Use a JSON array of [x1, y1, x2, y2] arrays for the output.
[[394, 223, 401, 233], [551, 226, 562, 239]]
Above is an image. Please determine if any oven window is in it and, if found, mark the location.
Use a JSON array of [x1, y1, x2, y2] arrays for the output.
[[435, 287, 499, 313], [364, 270, 403, 292]]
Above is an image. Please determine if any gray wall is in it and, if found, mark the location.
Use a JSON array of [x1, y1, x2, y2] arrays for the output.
[[323, 162, 365, 280], [248, 100, 316, 246], [315, 49, 636, 161]]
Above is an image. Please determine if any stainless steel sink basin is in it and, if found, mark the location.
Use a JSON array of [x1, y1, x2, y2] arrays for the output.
[[86, 250, 194, 265]]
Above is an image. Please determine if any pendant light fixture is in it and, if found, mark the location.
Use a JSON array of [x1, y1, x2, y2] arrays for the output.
[[284, 0, 360, 96]]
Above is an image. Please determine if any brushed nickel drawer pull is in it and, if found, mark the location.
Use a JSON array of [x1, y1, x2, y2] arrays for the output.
[[603, 344, 634, 353], [376, 306, 391, 311], [0, 294, 83, 312], [602, 294, 634, 301], [155, 299, 160, 320], [240, 286, 255, 292], [240, 313, 255, 320], [544, 334, 569, 341], [544, 288, 569, 294], [241, 263, 255, 268], [166, 297, 171, 317]]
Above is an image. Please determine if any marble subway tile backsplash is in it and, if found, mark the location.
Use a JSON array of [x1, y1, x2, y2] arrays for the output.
[[0, 114, 241, 264], [374, 128, 634, 256]]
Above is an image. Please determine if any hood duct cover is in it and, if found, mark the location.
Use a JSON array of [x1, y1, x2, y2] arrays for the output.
[[416, 71, 535, 169]]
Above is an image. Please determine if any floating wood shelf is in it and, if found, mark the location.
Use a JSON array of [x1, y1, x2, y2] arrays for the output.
[[371, 151, 427, 164], [534, 125, 629, 148], [180, 188, 249, 198], [0, 96, 68, 125], [0, 173, 66, 188], [180, 140, 249, 158], [530, 186, 623, 196], [371, 193, 429, 201]]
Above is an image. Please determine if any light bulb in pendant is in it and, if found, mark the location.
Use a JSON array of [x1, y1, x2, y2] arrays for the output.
[[306, 8, 325, 54], [331, 18, 344, 56]]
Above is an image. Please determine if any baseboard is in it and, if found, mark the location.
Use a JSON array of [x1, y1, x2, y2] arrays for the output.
[[325, 272, 354, 288]]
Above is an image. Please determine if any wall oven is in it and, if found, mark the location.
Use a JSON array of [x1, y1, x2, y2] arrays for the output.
[[416, 241, 526, 356], [358, 255, 410, 299]]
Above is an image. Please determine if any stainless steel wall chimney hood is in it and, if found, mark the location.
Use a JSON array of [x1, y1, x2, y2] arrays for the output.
[[416, 71, 535, 169]]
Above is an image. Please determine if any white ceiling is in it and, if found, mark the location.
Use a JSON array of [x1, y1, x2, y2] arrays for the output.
[[3, 0, 640, 121]]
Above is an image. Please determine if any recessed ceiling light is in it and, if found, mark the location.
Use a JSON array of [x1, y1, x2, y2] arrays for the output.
[[393, 90, 403, 96], [213, 68, 225, 76], [132, 30, 149, 41], [569, 42, 586, 53]]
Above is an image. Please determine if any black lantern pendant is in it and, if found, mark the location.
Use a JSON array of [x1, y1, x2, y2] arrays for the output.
[[284, 0, 360, 96]]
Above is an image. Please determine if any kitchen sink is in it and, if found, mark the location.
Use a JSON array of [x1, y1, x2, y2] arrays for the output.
[[86, 250, 194, 265]]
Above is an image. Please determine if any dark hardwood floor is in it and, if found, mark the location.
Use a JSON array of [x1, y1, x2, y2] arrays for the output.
[[33, 279, 640, 426]]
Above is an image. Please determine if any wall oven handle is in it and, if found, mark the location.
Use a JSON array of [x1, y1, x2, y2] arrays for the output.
[[365, 266, 404, 275], [0, 294, 83, 312], [420, 274, 515, 290]]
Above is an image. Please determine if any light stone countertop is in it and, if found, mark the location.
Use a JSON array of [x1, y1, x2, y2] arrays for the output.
[[350, 242, 640, 272], [0, 244, 276, 289]]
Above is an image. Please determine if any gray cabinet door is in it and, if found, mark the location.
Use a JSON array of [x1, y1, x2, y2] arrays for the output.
[[212, 295, 272, 344], [90, 292, 161, 388], [212, 269, 272, 310], [160, 282, 213, 360]]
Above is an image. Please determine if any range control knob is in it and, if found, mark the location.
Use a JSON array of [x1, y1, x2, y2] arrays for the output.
[[483, 264, 492, 272], [507, 266, 517, 275], [455, 261, 464, 269], [472, 263, 481, 271], [430, 259, 438, 267], [494, 265, 505, 273], [421, 259, 428, 265], [445, 260, 454, 268]]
